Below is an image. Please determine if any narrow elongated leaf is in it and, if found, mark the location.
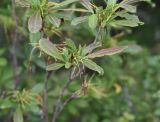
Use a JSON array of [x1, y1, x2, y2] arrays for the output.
[[118, 13, 140, 21], [88, 46, 128, 58], [28, 11, 42, 33], [83, 41, 102, 54], [119, 0, 148, 13], [13, 107, 23, 122], [39, 38, 63, 61], [80, 0, 94, 13], [52, 0, 79, 9], [46, 63, 64, 71], [71, 16, 88, 26], [83, 59, 104, 75], [111, 13, 144, 27], [65, 39, 76, 51], [15, 0, 30, 7], [48, 16, 61, 27], [119, 4, 136, 13], [121, 0, 148, 5], [111, 19, 143, 27], [88, 14, 98, 29]]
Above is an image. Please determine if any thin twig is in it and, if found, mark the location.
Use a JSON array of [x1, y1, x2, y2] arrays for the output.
[[61, 92, 78, 111], [51, 76, 73, 122], [93, 27, 102, 43], [11, 0, 19, 90], [53, 92, 78, 121], [43, 71, 50, 122]]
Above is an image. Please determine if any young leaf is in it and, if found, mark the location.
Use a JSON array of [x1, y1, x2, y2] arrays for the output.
[[71, 16, 88, 26], [39, 38, 63, 61], [83, 59, 104, 75], [88, 14, 98, 30], [13, 107, 23, 122], [28, 11, 42, 33], [46, 63, 64, 71], [88, 46, 128, 59], [65, 38, 77, 51], [65, 62, 72, 69], [106, 0, 117, 9]]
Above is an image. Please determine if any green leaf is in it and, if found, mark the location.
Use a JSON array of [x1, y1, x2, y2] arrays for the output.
[[32, 83, 44, 93], [80, 0, 94, 13], [71, 16, 88, 26], [13, 107, 23, 122], [119, 0, 148, 13], [111, 19, 143, 27], [28, 0, 41, 7], [53, 0, 79, 9], [15, 0, 30, 7], [39, 38, 63, 61], [83, 41, 102, 54], [48, 16, 61, 28], [88, 14, 98, 30], [88, 46, 128, 58], [41, 0, 47, 7], [65, 38, 76, 51], [0, 58, 7, 66], [119, 3, 137, 13], [0, 49, 5, 55], [111, 13, 144, 27], [28, 11, 42, 33], [65, 62, 72, 69], [29, 32, 41, 43], [106, 0, 117, 9], [46, 63, 64, 71], [0, 99, 15, 109], [83, 59, 104, 75]]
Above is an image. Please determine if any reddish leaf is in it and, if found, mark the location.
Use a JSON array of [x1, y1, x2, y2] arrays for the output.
[[88, 46, 128, 59]]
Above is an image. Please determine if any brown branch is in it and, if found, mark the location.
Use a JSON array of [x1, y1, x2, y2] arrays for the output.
[[60, 92, 78, 111], [51, 75, 73, 122], [11, 0, 19, 90], [43, 71, 51, 122]]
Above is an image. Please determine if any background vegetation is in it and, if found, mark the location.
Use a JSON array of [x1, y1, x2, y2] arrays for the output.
[[0, 0, 160, 122]]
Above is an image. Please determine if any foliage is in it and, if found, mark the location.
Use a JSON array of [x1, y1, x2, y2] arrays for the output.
[[0, 0, 159, 122]]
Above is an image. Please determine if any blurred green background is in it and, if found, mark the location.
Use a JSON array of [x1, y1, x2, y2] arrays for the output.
[[0, 0, 160, 122]]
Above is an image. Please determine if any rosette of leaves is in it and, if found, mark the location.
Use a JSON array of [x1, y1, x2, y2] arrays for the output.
[[39, 38, 127, 76], [16, 0, 93, 34], [0, 89, 42, 122], [71, 0, 149, 29]]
